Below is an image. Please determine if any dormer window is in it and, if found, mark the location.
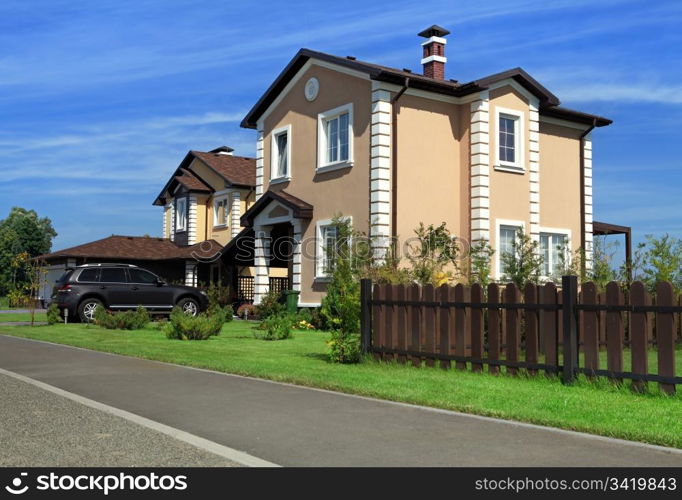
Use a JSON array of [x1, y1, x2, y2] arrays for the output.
[[213, 196, 229, 227], [317, 103, 353, 172], [175, 197, 187, 232]]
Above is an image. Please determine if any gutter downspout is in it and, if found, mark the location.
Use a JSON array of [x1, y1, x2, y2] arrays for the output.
[[391, 78, 409, 240], [579, 118, 597, 276]]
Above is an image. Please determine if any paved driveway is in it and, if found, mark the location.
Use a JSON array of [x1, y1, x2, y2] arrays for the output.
[[0, 334, 680, 467]]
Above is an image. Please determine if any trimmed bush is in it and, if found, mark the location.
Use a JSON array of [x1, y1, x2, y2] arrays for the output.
[[253, 313, 293, 340], [327, 331, 361, 364], [46, 303, 61, 325], [255, 289, 285, 319], [164, 306, 226, 340], [95, 306, 150, 330]]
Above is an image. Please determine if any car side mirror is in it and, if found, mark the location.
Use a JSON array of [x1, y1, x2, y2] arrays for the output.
[[156, 278, 166, 287]]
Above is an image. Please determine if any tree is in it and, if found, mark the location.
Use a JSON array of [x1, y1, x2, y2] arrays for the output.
[[500, 227, 543, 288], [627, 234, 682, 292], [406, 222, 461, 285], [0, 207, 57, 294]]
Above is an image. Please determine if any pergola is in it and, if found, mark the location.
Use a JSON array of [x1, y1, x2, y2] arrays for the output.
[[592, 221, 632, 281]]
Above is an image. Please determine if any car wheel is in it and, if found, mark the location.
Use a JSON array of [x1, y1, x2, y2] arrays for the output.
[[178, 297, 200, 317], [78, 298, 103, 323]]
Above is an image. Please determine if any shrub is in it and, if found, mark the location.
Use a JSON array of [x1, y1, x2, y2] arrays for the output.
[[293, 308, 316, 330], [255, 289, 285, 319], [95, 306, 150, 330], [327, 331, 361, 364], [205, 282, 233, 310], [253, 313, 293, 340], [236, 303, 256, 320], [164, 307, 226, 340], [500, 227, 543, 288], [7, 288, 29, 308], [46, 303, 61, 325], [407, 222, 461, 286]]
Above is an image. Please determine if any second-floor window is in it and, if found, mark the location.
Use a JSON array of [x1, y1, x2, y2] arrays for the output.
[[214, 196, 229, 227], [271, 125, 291, 181], [317, 103, 353, 171], [495, 107, 524, 172], [175, 197, 187, 232]]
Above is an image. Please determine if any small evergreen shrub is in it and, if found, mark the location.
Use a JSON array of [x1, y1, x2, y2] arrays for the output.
[[164, 307, 226, 340], [253, 313, 293, 340], [95, 306, 150, 330], [327, 331, 361, 364], [255, 289, 285, 319], [46, 303, 61, 325]]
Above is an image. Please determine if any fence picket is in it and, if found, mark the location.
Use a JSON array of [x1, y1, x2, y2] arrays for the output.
[[438, 284, 451, 370], [409, 284, 421, 367], [454, 284, 467, 371], [384, 285, 394, 361], [605, 281, 624, 381], [541, 282, 558, 376], [423, 284, 436, 367], [656, 282, 676, 395], [470, 284, 484, 373], [396, 284, 407, 364], [630, 281, 649, 392], [524, 283, 539, 376], [505, 283, 520, 376], [582, 282, 599, 376], [488, 283, 501, 375], [372, 285, 384, 361]]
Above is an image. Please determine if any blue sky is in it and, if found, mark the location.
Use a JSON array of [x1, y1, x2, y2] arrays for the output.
[[1, 0, 681, 257]]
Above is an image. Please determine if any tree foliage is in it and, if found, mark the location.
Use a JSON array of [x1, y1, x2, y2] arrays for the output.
[[500, 227, 543, 288], [0, 207, 57, 295]]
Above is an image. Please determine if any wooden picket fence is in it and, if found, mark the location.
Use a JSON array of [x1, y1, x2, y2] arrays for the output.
[[359, 276, 682, 394]]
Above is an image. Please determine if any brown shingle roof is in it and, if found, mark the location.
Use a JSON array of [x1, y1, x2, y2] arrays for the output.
[[241, 48, 611, 129], [241, 189, 313, 225], [38, 235, 223, 262], [174, 168, 211, 192], [192, 151, 256, 187]]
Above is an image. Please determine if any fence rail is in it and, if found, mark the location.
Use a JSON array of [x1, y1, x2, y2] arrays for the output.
[[360, 276, 681, 394]]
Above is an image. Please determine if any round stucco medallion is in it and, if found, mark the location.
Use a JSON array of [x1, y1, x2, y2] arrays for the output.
[[304, 77, 320, 101]]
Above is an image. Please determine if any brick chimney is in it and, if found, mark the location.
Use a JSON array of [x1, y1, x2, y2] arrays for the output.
[[418, 25, 450, 80]]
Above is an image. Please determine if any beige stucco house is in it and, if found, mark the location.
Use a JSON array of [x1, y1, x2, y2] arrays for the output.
[[231, 25, 613, 306]]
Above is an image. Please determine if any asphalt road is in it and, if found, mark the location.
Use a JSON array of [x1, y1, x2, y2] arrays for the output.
[[0, 334, 680, 467], [0, 372, 239, 467]]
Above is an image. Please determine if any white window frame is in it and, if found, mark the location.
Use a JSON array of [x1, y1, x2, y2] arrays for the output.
[[494, 106, 525, 173], [175, 197, 187, 232], [315, 216, 352, 279], [317, 103, 354, 173], [495, 219, 525, 280], [213, 194, 230, 228], [270, 124, 292, 183], [539, 227, 572, 279]]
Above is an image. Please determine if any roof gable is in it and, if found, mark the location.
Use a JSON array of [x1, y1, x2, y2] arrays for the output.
[[241, 49, 611, 129]]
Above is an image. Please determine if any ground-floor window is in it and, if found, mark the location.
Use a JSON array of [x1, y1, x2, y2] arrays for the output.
[[540, 231, 569, 278]]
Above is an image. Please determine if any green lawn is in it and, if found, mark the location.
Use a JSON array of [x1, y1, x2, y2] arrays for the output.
[[0, 312, 47, 323], [1, 321, 681, 449]]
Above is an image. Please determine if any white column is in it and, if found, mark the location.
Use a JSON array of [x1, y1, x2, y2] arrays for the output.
[[187, 196, 198, 245], [291, 221, 302, 292], [253, 226, 271, 305], [470, 91, 490, 243], [231, 191, 241, 238], [169, 201, 175, 242], [184, 260, 197, 287], [370, 82, 392, 261], [528, 100, 541, 241], [162, 204, 169, 238], [256, 130, 264, 199], [583, 133, 594, 270]]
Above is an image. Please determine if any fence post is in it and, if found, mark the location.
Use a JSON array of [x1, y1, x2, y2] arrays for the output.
[[561, 275, 578, 384], [360, 279, 372, 353]]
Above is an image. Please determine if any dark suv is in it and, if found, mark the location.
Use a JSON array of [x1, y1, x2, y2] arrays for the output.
[[52, 263, 208, 322]]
